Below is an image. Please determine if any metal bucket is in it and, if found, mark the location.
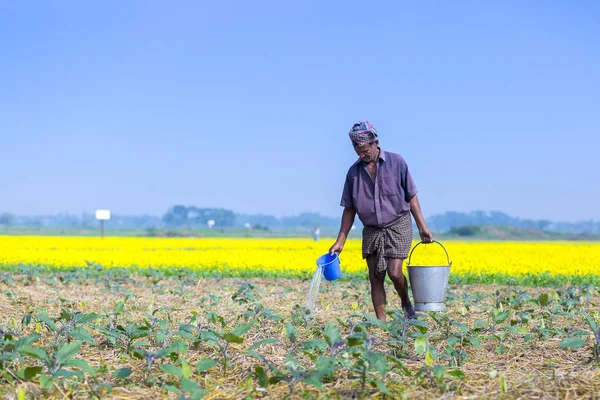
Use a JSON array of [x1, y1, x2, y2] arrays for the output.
[[406, 241, 452, 312]]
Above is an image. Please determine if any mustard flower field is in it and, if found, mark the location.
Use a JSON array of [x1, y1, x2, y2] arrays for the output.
[[1, 236, 599, 285]]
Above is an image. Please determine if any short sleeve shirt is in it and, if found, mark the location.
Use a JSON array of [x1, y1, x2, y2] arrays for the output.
[[340, 149, 418, 228]]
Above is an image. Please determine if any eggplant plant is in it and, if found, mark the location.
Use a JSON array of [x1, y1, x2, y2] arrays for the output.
[[19, 341, 96, 389]]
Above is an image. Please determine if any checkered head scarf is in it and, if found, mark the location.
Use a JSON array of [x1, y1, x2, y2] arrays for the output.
[[349, 121, 378, 147]]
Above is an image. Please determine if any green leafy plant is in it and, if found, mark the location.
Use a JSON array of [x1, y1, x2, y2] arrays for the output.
[[200, 314, 255, 372], [582, 311, 599, 362], [341, 324, 394, 396], [248, 347, 337, 395], [132, 339, 188, 373], [0, 331, 41, 382], [160, 358, 205, 399], [19, 341, 96, 389]]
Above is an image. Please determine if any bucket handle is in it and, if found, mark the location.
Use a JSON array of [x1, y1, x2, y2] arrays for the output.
[[407, 240, 452, 266]]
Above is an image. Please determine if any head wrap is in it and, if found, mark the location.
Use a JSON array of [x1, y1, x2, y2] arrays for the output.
[[349, 120, 378, 146]]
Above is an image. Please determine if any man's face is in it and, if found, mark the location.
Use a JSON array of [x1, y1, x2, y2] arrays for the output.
[[354, 141, 378, 163]]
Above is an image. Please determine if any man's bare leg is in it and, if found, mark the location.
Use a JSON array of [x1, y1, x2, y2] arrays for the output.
[[366, 254, 387, 323], [387, 258, 416, 318]]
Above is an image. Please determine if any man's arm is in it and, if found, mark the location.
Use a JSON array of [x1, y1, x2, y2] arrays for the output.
[[329, 207, 356, 255], [409, 195, 434, 243]]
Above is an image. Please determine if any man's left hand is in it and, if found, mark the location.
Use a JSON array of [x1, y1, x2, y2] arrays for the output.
[[419, 229, 434, 244]]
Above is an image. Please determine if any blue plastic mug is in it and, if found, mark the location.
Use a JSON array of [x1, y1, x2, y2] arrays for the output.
[[317, 253, 342, 281]]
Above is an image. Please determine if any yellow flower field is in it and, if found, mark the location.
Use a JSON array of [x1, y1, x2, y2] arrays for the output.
[[0, 236, 599, 279]]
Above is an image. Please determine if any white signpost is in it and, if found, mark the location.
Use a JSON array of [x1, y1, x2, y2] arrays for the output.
[[95, 209, 111, 238]]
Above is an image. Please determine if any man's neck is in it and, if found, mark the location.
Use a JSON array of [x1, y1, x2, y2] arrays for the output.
[[368, 148, 380, 166]]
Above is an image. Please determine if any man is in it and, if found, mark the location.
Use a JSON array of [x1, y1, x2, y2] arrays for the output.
[[329, 121, 434, 322]]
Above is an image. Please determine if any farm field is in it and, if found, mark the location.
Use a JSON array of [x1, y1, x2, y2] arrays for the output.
[[0, 236, 599, 399]]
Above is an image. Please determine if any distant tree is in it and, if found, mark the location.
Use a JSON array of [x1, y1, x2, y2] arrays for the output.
[[449, 225, 481, 237], [162, 205, 189, 226], [489, 211, 513, 225], [0, 213, 15, 226], [162, 206, 236, 227], [205, 208, 235, 227], [522, 219, 552, 231], [253, 223, 270, 231], [281, 212, 321, 228], [235, 214, 281, 228]]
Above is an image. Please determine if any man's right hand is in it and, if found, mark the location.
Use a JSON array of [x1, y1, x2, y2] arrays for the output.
[[329, 241, 345, 255]]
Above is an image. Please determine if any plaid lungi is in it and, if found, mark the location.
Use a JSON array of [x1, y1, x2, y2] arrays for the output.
[[362, 212, 413, 279]]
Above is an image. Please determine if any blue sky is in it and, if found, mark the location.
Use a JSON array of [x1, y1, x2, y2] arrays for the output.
[[1, 1, 598, 222]]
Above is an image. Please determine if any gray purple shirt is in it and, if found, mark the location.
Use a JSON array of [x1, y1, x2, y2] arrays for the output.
[[340, 149, 418, 228]]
